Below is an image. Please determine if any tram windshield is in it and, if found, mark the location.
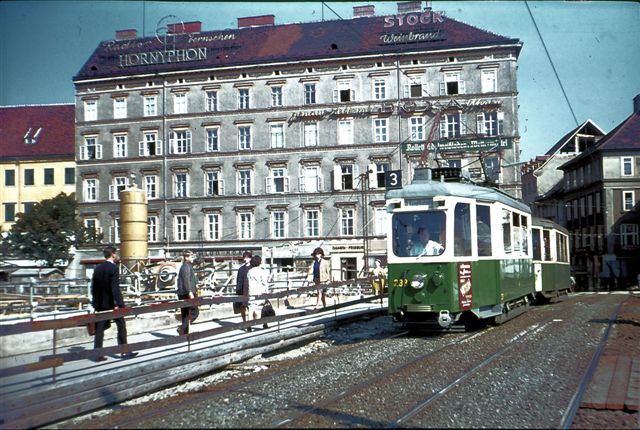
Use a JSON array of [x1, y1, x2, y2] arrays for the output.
[[391, 211, 446, 257]]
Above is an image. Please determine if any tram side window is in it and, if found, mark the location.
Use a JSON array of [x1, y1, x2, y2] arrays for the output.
[[476, 205, 492, 256], [521, 215, 529, 256], [454, 203, 472, 256], [502, 209, 512, 254], [543, 229, 552, 261], [557, 233, 568, 262], [532, 228, 542, 261]]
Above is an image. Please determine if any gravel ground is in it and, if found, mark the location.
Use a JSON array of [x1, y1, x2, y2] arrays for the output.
[[52, 293, 638, 429]]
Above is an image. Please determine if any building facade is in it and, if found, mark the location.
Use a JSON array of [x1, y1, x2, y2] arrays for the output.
[[73, 2, 522, 277], [0, 105, 76, 233], [559, 96, 640, 291]]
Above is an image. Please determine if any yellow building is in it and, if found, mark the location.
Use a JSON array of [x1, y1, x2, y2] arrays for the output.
[[0, 105, 76, 233]]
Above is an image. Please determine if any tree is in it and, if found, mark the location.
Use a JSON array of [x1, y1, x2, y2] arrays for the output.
[[5, 193, 95, 267]]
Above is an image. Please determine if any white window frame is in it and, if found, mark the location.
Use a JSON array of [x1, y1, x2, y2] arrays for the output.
[[139, 132, 162, 156], [333, 80, 355, 103], [174, 214, 189, 242], [84, 100, 97, 121], [111, 218, 121, 243], [299, 165, 323, 193], [372, 78, 387, 100], [271, 210, 287, 239], [238, 88, 250, 110], [205, 171, 225, 196], [174, 93, 188, 114], [333, 164, 359, 191], [304, 83, 316, 105], [83, 178, 98, 202], [174, 172, 189, 198], [271, 86, 283, 107], [170, 129, 192, 154], [440, 71, 465, 95], [305, 209, 320, 237], [144, 175, 158, 199], [303, 122, 319, 147], [270, 123, 285, 148], [620, 224, 639, 247], [80, 136, 102, 160], [373, 206, 388, 236], [403, 75, 424, 98], [476, 111, 504, 137], [340, 207, 355, 236], [622, 190, 635, 211], [238, 126, 252, 150], [481, 69, 497, 93], [144, 96, 157, 117], [440, 112, 461, 139], [338, 120, 354, 145], [238, 169, 252, 195], [267, 167, 289, 193], [109, 176, 129, 201], [113, 134, 127, 158], [206, 127, 220, 152], [621, 157, 634, 176], [238, 212, 253, 239], [373, 118, 388, 143], [205, 91, 218, 112], [113, 97, 127, 119], [147, 216, 158, 242], [409, 116, 424, 141], [205, 213, 221, 241]]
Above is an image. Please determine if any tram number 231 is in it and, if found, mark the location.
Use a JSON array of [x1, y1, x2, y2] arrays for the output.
[[385, 170, 402, 189]]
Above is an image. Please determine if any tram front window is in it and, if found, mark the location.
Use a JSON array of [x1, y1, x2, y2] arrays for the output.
[[392, 211, 446, 257]]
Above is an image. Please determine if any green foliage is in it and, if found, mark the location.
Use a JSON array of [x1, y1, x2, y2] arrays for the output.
[[5, 193, 99, 267]]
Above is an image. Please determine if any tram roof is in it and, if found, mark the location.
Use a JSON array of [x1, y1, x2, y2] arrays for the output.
[[386, 169, 531, 213], [532, 217, 569, 235]]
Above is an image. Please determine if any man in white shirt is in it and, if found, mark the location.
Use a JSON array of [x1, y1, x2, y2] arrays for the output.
[[410, 227, 444, 256]]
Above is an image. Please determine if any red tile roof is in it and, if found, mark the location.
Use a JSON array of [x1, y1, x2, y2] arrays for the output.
[[75, 13, 521, 80], [0, 105, 75, 160]]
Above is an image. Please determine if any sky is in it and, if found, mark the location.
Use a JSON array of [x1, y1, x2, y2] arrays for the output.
[[1, 1, 638, 162]]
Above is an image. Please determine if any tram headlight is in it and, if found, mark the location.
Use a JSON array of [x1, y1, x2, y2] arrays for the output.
[[411, 273, 427, 289]]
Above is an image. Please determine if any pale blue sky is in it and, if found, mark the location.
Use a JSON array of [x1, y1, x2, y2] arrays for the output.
[[1, 1, 638, 161]]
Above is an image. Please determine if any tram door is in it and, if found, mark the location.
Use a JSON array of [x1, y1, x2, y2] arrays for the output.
[[532, 228, 543, 292]]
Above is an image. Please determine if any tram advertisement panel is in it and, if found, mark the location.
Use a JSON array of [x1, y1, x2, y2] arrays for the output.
[[458, 262, 472, 310]]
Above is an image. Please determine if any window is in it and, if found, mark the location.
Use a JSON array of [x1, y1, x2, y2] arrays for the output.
[[543, 229, 552, 261], [373, 78, 386, 100], [334, 164, 357, 190], [304, 83, 316, 105], [113, 97, 127, 119], [368, 162, 389, 189], [44, 168, 54, 185], [391, 210, 447, 257], [23, 201, 35, 214], [271, 86, 283, 107], [620, 224, 639, 247], [267, 167, 289, 193], [109, 176, 128, 200], [5, 169, 15, 186], [454, 203, 472, 257], [174, 173, 188, 198], [305, 209, 320, 237], [440, 72, 465, 95], [174, 214, 189, 241], [502, 209, 512, 254], [623, 191, 635, 211], [113, 134, 127, 158], [148, 216, 158, 242], [111, 218, 121, 243], [303, 122, 318, 147], [300, 165, 323, 192], [338, 120, 353, 145], [340, 207, 355, 236], [587, 194, 593, 216], [238, 126, 251, 150], [440, 112, 461, 139], [271, 211, 286, 238], [83, 178, 98, 202], [65, 167, 75, 185], [205, 91, 218, 112], [4, 203, 15, 222], [143, 96, 157, 117], [238, 212, 253, 239], [170, 129, 192, 154], [373, 207, 387, 236], [203, 171, 224, 196], [84, 218, 101, 242], [205, 213, 221, 240], [238, 88, 250, 109], [374, 118, 388, 143], [238, 169, 252, 194], [270, 123, 285, 148], [476, 205, 492, 256], [84, 100, 97, 121], [334, 80, 354, 102], [476, 111, 504, 137], [622, 157, 634, 176], [139, 132, 162, 156], [481, 69, 497, 93], [24, 169, 36, 185], [144, 175, 158, 199], [409, 116, 424, 141], [174, 93, 187, 114], [206, 127, 219, 152], [81, 137, 102, 160], [404, 75, 423, 98]]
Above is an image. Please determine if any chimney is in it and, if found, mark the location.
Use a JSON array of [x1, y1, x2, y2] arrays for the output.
[[353, 5, 375, 17], [238, 15, 275, 29], [634, 94, 640, 114], [116, 29, 138, 40], [397, 1, 423, 14]]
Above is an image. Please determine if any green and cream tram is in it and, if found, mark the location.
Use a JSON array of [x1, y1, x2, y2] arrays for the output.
[[531, 217, 572, 302]]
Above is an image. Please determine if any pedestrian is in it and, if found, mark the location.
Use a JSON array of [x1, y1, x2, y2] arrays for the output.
[[176, 250, 199, 335], [234, 251, 252, 325], [246, 255, 270, 329], [307, 247, 331, 308], [91, 245, 138, 362], [370, 259, 387, 302]]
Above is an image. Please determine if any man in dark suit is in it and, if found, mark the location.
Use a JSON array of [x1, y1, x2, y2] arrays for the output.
[[91, 246, 138, 362], [177, 249, 199, 335], [234, 251, 252, 329]]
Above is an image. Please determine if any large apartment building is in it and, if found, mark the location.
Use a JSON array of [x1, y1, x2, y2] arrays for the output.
[[72, 2, 522, 277], [0, 104, 76, 234]]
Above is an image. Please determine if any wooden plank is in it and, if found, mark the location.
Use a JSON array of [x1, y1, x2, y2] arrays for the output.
[[626, 357, 640, 412], [0, 358, 64, 378], [581, 355, 616, 409], [606, 355, 631, 410]]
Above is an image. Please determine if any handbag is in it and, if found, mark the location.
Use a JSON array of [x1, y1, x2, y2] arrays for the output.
[[261, 300, 276, 318]]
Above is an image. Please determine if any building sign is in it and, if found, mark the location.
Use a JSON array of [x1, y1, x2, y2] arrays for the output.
[[118, 48, 208, 67], [380, 30, 445, 45], [380, 11, 446, 45], [383, 11, 445, 27], [289, 103, 391, 123], [403, 137, 513, 154]]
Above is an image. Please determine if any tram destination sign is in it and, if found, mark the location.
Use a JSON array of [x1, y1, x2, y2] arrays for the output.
[[402, 137, 513, 154]]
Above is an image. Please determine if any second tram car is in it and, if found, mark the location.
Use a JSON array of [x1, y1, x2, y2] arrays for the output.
[[532, 217, 572, 302], [385, 167, 570, 330]]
